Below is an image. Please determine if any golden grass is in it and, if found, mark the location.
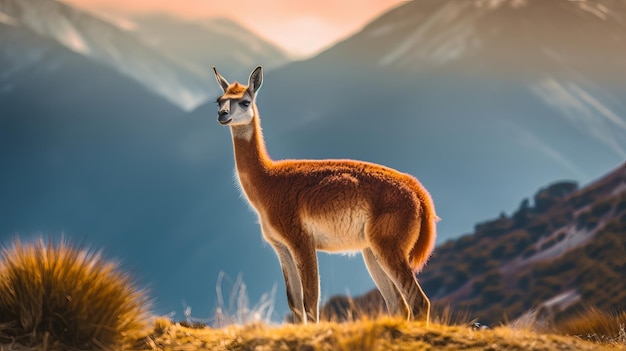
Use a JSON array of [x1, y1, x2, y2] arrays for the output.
[[0, 238, 150, 350], [552, 306, 626, 345], [143, 316, 626, 351]]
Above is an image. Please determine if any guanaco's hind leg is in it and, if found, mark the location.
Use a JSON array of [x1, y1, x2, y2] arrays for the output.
[[362, 248, 404, 316], [366, 214, 431, 322], [379, 252, 430, 322]]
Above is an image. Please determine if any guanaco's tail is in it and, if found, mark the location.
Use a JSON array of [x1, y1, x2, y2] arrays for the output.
[[409, 192, 439, 272]]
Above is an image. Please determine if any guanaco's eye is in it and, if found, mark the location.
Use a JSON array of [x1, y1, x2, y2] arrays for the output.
[[239, 100, 251, 108]]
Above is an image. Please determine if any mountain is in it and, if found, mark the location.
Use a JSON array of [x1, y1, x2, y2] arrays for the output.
[[0, 0, 290, 110], [0, 0, 210, 110], [192, 0, 626, 321], [335, 0, 626, 78], [321, 162, 626, 324], [130, 15, 291, 81], [421, 162, 626, 324]]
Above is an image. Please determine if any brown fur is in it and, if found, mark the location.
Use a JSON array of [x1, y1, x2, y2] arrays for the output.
[[213, 66, 437, 324], [218, 82, 248, 102]]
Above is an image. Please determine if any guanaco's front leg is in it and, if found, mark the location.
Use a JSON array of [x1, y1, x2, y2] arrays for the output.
[[271, 241, 305, 323], [288, 236, 319, 324]]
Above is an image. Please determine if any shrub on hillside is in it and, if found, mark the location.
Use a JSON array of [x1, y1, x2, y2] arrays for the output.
[[590, 198, 614, 217], [616, 194, 626, 213], [0, 238, 150, 350]]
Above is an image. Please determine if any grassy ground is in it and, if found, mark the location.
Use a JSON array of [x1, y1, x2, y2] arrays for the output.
[[2, 238, 624, 350], [141, 317, 626, 351]]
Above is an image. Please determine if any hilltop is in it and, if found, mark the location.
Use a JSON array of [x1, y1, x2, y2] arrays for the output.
[[141, 317, 624, 351]]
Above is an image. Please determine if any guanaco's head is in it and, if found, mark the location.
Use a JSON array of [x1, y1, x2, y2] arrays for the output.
[[213, 66, 263, 126]]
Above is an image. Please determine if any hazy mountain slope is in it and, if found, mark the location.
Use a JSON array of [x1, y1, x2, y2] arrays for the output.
[[337, 0, 626, 77], [0, 0, 210, 110], [130, 15, 290, 79]]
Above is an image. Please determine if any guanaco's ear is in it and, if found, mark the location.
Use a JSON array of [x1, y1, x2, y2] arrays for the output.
[[248, 66, 263, 95], [213, 66, 230, 92]]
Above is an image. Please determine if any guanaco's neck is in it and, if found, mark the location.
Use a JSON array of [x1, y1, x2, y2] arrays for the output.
[[230, 108, 273, 204]]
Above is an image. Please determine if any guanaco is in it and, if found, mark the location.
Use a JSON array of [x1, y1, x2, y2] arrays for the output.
[[213, 66, 437, 324]]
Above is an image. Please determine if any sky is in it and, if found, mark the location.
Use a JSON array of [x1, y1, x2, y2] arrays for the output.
[[62, 0, 405, 57]]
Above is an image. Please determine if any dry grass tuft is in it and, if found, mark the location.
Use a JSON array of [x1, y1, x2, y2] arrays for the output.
[[152, 317, 172, 336], [0, 237, 150, 350], [210, 272, 277, 328], [430, 304, 472, 326], [552, 306, 626, 345]]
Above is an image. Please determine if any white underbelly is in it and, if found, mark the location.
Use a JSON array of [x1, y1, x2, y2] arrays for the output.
[[302, 208, 370, 253]]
